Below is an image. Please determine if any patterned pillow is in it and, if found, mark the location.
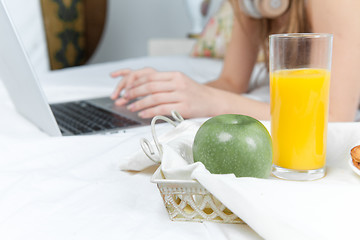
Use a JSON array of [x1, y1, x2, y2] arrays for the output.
[[40, 0, 106, 70], [190, 0, 234, 58]]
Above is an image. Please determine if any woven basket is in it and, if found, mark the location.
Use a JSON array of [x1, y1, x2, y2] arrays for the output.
[[151, 167, 243, 223]]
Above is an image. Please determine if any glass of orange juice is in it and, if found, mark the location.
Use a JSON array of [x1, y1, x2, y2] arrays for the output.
[[270, 33, 333, 180]]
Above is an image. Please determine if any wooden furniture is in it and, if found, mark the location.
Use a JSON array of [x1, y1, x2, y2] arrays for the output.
[[40, 0, 107, 70]]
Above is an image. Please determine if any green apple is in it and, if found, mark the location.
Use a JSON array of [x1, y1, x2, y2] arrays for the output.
[[192, 114, 272, 178]]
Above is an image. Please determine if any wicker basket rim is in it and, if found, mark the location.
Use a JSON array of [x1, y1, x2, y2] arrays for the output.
[[151, 167, 201, 185]]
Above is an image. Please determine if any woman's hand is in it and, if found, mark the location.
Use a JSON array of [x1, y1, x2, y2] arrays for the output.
[[110, 68, 215, 119]]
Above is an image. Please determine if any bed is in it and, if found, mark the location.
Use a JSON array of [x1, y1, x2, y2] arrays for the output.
[[2, 1, 360, 239]]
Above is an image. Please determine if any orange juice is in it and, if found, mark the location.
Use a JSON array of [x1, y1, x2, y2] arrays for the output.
[[270, 68, 331, 170]]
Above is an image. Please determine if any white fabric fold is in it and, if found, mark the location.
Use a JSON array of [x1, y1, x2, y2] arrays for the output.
[[194, 172, 360, 240], [119, 120, 202, 171]]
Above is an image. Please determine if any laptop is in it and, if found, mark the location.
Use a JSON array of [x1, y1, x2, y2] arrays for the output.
[[0, 0, 150, 136]]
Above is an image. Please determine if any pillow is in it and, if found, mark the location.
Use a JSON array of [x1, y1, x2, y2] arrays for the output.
[[190, 0, 234, 58]]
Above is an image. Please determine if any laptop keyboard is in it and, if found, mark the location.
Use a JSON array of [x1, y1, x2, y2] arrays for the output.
[[50, 101, 141, 135]]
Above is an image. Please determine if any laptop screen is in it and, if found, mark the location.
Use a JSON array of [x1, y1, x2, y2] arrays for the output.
[[0, 0, 61, 136]]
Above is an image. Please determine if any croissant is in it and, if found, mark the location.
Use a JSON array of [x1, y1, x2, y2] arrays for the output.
[[350, 145, 360, 170]]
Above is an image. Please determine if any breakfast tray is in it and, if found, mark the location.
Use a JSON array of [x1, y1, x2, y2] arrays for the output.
[[141, 112, 243, 224]]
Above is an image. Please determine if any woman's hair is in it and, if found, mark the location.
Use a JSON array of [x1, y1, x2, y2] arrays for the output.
[[229, 0, 311, 64]]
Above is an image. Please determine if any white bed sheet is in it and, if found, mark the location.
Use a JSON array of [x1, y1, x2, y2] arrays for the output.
[[1, 56, 359, 240], [0, 56, 263, 240]]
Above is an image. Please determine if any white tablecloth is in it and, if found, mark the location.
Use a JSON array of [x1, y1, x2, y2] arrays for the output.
[[0, 56, 359, 240]]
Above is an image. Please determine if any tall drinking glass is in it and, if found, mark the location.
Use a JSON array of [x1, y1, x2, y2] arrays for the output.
[[270, 33, 333, 181]]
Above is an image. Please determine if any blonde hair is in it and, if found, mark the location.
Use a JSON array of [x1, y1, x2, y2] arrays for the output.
[[229, 0, 311, 64]]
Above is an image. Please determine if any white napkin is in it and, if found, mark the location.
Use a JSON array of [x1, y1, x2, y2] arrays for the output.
[[119, 119, 202, 172], [128, 118, 360, 240]]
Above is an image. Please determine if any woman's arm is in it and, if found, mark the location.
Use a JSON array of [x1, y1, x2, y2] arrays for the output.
[[110, 70, 271, 120], [203, 12, 271, 120], [308, 0, 360, 121], [109, 10, 272, 120], [206, 11, 260, 94]]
